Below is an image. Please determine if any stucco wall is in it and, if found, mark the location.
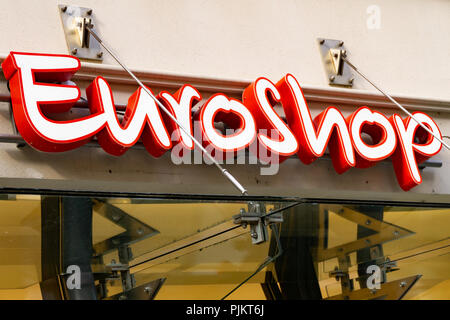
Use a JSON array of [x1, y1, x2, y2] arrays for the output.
[[1, 0, 449, 99], [0, 0, 449, 202]]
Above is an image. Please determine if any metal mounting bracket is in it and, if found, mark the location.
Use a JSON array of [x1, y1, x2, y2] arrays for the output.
[[317, 206, 414, 262], [317, 38, 354, 87], [318, 205, 414, 298], [92, 260, 135, 298], [105, 278, 166, 300], [327, 275, 421, 300], [233, 202, 283, 245], [90, 200, 159, 299], [92, 200, 159, 257], [58, 4, 104, 61], [85, 261, 166, 300]]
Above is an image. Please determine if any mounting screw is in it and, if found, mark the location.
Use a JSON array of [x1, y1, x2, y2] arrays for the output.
[[71, 48, 78, 55], [338, 41, 344, 47], [319, 39, 325, 45], [137, 228, 144, 235], [400, 281, 407, 288], [87, 9, 93, 15], [393, 230, 400, 237], [365, 219, 371, 225], [61, 6, 67, 13], [329, 75, 335, 82], [97, 52, 103, 58], [251, 232, 258, 239], [348, 77, 354, 84], [144, 287, 151, 294]]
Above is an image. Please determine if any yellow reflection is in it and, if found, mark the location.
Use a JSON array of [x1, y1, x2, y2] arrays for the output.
[[0, 283, 42, 300], [155, 283, 266, 300], [0, 200, 41, 290], [410, 279, 450, 300], [111, 203, 245, 258]]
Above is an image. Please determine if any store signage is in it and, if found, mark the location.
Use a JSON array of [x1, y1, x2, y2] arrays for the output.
[[2, 52, 443, 191]]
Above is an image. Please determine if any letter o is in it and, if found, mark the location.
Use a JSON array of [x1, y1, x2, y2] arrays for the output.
[[200, 94, 256, 152], [349, 107, 397, 168]]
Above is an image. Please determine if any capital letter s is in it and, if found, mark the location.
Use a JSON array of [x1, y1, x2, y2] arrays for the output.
[[276, 74, 355, 174], [243, 77, 298, 164]]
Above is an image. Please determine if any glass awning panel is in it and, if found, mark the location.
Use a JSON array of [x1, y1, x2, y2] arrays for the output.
[[0, 193, 448, 300]]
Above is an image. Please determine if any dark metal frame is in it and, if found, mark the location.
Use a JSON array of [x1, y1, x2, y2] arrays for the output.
[[40, 196, 97, 300], [2, 187, 450, 208]]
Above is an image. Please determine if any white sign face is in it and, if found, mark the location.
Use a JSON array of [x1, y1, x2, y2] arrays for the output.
[[2, 52, 443, 191]]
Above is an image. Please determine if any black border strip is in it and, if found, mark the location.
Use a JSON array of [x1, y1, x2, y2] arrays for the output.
[[1, 187, 450, 208]]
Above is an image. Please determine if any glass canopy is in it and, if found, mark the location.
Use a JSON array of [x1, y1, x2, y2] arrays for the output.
[[0, 193, 448, 300]]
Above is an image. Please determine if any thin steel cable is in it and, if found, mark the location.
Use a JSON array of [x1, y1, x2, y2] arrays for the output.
[[129, 202, 298, 270], [130, 224, 242, 269], [261, 201, 301, 219], [131, 232, 246, 274], [221, 223, 283, 300], [380, 244, 450, 266], [86, 26, 248, 196], [342, 56, 450, 151]]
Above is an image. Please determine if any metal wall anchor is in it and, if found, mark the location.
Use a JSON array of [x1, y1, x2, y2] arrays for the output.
[[233, 202, 283, 245], [58, 4, 103, 61], [317, 38, 353, 87]]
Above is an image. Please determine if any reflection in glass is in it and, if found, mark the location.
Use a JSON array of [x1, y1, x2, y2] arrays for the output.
[[0, 193, 448, 300], [314, 204, 450, 299]]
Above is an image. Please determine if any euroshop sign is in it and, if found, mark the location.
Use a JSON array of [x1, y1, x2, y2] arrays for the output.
[[2, 52, 443, 191]]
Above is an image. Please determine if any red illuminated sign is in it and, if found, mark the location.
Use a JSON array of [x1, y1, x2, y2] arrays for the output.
[[2, 52, 442, 191]]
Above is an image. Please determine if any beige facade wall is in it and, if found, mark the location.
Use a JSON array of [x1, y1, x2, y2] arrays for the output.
[[1, 0, 449, 99], [0, 0, 449, 202]]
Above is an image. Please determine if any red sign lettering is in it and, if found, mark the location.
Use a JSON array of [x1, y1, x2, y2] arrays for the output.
[[2, 52, 443, 191]]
